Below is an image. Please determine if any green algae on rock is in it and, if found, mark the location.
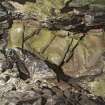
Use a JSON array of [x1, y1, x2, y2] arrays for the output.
[[31, 29, 56, 53], [23, 20, 40, 39], [24, 0, 64, 19], [88, 80, 105, 97], [8, 20, 24, 48], [43, 36, 72, 65]]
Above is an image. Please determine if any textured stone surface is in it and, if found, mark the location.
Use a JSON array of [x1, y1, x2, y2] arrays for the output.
[[0, 0, 105, 104]]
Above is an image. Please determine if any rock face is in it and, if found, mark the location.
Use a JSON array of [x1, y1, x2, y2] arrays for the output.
[[0, 0, 105, 104], [63, 29, 105, 77], [0, 48, 56, 80]]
